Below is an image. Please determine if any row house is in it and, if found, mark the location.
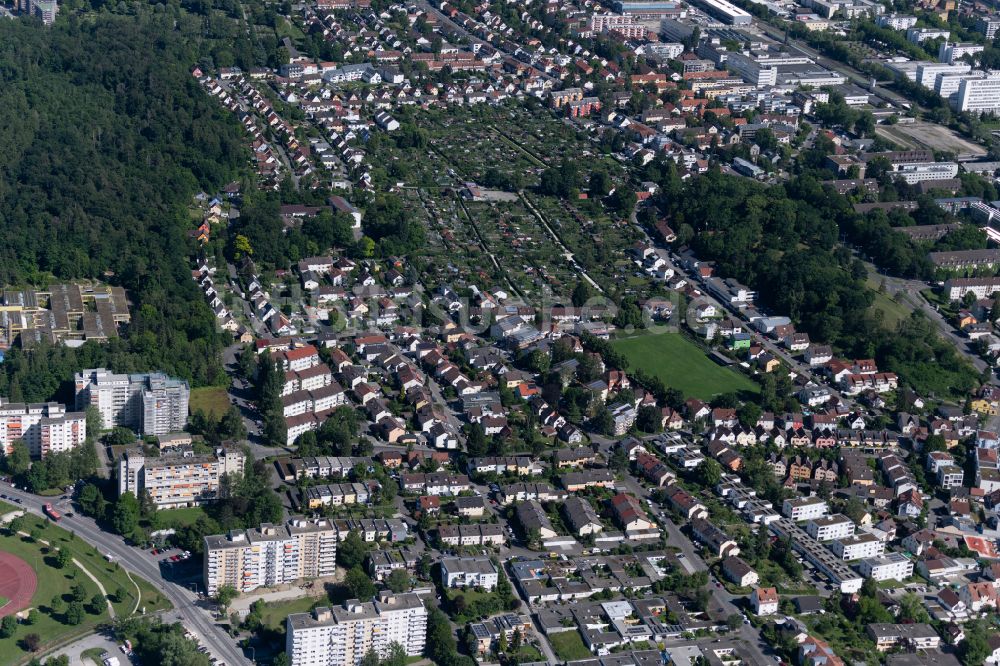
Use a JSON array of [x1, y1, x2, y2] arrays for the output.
[[437, 523, 506, 547], [399, 473, 471, 496]]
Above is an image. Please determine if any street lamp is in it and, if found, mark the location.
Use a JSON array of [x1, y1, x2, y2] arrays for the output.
[[247, 646, 256, 663]]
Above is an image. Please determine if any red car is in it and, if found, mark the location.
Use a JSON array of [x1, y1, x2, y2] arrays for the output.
[[170, 555, 181, 562]]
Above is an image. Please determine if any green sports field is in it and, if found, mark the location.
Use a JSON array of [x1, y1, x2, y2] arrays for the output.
[[611, 332, 759, 400]]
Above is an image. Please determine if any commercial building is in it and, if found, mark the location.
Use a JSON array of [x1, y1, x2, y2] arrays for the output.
[[0, 398, 86, 457], [118, 445, 245, 508], [782, 497, 829, 522], [286, 593, 427, 666], [805, 514, 855, 542], [689, 0, 751, 25], [831, 533, 885, 561], [726, 52, 778, 87], [440, 557, 499, 591], [857, 553, 914, 581], [954, 73, 1000, 113], [74, 368, 190, 435], [203, 518, 337, 596]]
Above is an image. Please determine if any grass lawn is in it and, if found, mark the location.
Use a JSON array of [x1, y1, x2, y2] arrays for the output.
[[153, 506, 209, 531], [611, 332, 759, 400], [260, 595, 322, 632], [0, 502, 171, 664], [189, 386, 231, 418], [548, 630, 591, 661], [81, 647, 107, 665], [866, 277, 911, 330]]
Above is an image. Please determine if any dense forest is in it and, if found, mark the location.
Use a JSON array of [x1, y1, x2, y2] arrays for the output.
[[0, 12, 248, 398]]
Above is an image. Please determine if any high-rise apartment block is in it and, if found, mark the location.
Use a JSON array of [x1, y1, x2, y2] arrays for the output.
[[286, 593, 427, 666], [74, 368, 189, 435], [203, 518, 338, 596], [0, 398, 86, 457], [119, 445, 245, 508]]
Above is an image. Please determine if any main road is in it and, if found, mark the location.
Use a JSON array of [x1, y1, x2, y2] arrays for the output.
[[0, 483, 251, 666]]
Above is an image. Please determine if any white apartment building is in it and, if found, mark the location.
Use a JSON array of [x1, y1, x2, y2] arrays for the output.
[[916, 63, 972, 88], [782, 497, 829, 522], [203, 518, 337, 596], [892, 162, 959, 184], [74, 368, 189, 435], [806, 514, 855, 542], [440, 557, 499, 591], [977, 16, 1000, 40], [726, 52, 779, 87], [938, 465, 964, 489], [831, 533, 885, 561], [119, 446, 245, 508], [0, 398, 86, 457], [939, 42, 985, 65], [877, 14, 917, 30], [934, 71, 981, 99], [944, 277, 1000, 301], [286, 593, 427, 666], [954, 73, 1000, 113], [858, 553, 914, 582]]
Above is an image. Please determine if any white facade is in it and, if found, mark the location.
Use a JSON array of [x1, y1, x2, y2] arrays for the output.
[[916, 63, 972, 88], [858, 553, 914, 582], [286, 594, 427, 666], [0, 398, 86, 458], [831, 534, 885, 561], [782, 497, 829, 522], [954, 73, 1000, 113], [939, 42, 985, 65], [74, 368, 189, 435], [806, 514, 855, 542], [203, 519, 337, 596], [440, 557, 499, 591], [892, 162, 959, 184], [877, 15, 917, 30]]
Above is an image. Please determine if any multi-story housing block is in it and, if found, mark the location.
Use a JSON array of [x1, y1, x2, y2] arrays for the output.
[[203, 518, 337, 596], [286, 593, 427, 666], [74, 368, 189, 435], [0, 398, 86, 457], [118, 445, 245, 508]]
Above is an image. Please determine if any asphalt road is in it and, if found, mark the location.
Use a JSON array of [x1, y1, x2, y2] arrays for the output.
[[0, 482, 251, 666]]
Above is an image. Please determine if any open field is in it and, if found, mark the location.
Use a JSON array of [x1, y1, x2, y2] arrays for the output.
[[866, 277, 912, 329], [189, 386, 231, 418], [875, 120, 986, 158], [152, 506, 209, 531], [611, 332, 759, 400], [548, 629, 592, 661]]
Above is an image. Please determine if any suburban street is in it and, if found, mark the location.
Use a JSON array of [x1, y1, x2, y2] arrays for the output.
[[0, 482, 251, 666]]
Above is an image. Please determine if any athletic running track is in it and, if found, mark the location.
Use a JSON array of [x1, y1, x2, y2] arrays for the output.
[[0, 551, 37, 617]]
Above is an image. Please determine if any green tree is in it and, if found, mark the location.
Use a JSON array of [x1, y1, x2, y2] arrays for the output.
[[112, 492, 141, 538], [386, 569, 411, 593], [345, 566, 377, 600], [25, 610, 38, 625], [71, 583, 87, 602], [55, 548, 71, 569], [65, 601, 84, 626], [337, 531, 369, 569], [214, 585, 237, 612], [0, 615, 16, 638], [3, 440, 30, 476], [697, 459, 722, 487], [89, 593, 106, 615]]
